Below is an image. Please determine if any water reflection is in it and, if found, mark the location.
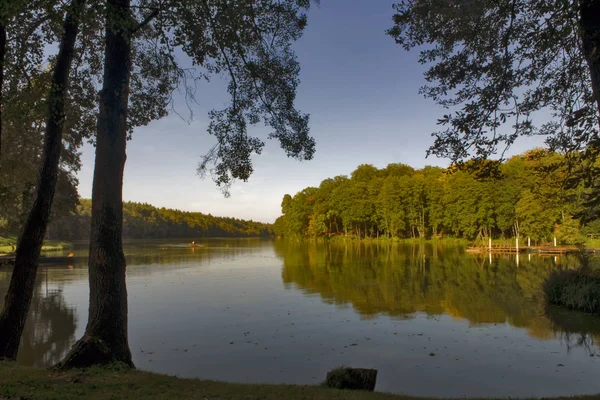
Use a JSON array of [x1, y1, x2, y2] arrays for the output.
[[545, 305, 600, 354], [3, 239, 600, 397], [0, 271, 77, 366], [275, 240, 600, 344], [0, 238, 274, 367]]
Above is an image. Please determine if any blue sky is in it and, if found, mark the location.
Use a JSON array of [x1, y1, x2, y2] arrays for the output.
[[76, 0, 544, 223]]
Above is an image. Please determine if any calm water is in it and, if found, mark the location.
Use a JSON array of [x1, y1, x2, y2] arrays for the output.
[[2, 239, 600, 397]]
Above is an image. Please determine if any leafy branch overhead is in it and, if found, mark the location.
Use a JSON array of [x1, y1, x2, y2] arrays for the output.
[[388, 0, 600, 165], [124, 0, 316, 194]]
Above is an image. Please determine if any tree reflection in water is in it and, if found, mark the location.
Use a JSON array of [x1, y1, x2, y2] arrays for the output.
[[275, 239, 600, 350], [0, 268, 77, 367]]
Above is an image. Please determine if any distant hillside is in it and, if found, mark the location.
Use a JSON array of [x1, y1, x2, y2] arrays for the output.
[[48, 199, 272, 240]]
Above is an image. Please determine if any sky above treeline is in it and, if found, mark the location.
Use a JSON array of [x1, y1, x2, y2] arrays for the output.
[[76, 0, 545, 223]]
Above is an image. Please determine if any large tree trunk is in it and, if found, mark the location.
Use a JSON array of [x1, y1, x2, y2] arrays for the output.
[[58, 0, 134, 369], [580, 0, 600, 123], [0, 22, 5, 163], [0, 0, 83, 361]]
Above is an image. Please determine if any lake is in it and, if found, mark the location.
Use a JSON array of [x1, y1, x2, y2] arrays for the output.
[[2, 238, 600, 398]]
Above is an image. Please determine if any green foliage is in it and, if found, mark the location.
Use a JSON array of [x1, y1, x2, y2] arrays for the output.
[[544, 267, 600, 313], [0, 68, 85, 235], [0, 1, 100, 236], [127, 0, 317, 193], [556, 217, 587, 246], [387, 0, 599, 163], [276, 150, 591, 241], [48, 199, 272, 240], [387, 0, 600, 225]]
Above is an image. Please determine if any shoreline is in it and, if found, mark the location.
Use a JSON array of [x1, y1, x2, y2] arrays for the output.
[[280, 236, 600, 251], [1, 362, 599, 400]]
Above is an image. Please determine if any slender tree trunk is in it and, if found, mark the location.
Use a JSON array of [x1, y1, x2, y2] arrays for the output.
[[58, 0, 134, 369], [0, 0, 83, 360], [580, 0, 600, 124], [0, 22, 5, 163]]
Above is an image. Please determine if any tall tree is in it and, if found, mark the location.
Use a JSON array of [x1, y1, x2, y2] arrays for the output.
[[0, 69, 88, 235], [0, 18, 5, 162], [59, 0, 316, 368], [387, 0, 600, 163], [58, 0, 134, 368], [0, 0, 85, 360]]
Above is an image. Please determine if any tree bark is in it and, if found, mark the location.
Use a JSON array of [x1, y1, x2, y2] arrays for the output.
[[58, 0, 134, 369], [0, 22, 5, 163], [580, 0, 600, 124], [0, 0, 84, 360]]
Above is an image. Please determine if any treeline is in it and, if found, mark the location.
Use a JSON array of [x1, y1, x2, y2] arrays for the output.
[[48, 200, 272, 240], [274, 149, 600, 243]]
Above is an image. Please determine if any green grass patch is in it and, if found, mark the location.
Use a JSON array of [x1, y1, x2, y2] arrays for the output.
[[41, 240, 72, 252], [544, 267, 600, 314], [0, 362, 417, 400], [0, 236, 71, 255], [0, 235, 17, 255], [0, 362, 599, 400], [585, 238, 600, 249]]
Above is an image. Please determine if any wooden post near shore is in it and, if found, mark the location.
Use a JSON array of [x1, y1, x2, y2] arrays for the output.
[[528, 237, 531, 247], [554, 237, 557, 247], [489, 237, 492, 251], [516, 237, 519, 252]]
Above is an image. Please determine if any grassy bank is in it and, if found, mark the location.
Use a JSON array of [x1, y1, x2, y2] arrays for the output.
[[0, 363, 415, 400], [0, 236, 72, 255], [544, 267, 600, 314], [1, 362, 600, 400]]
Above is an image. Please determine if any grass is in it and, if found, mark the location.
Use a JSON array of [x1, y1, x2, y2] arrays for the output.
[[544, 267, 600, 314], [1, 362, 600, 400], [585, 238, 600, 249], [0, 236, 17, 255], [0, 236, 72, 256], [0, 362, 419, 400]]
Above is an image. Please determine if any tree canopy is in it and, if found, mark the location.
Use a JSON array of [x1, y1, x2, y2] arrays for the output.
[[387, 0, 600, 165], [275, 149, 593, 244], [49, 199, 272, 240]]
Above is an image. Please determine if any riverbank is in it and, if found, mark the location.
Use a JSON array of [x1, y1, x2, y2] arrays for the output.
[[300, 236, 600, 251], [0, 236, 72, 256], [1, 363, 600, 400]]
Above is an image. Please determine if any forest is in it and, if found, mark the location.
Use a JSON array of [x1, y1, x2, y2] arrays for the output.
[[274, 149, 600, 244], [47, 199, 272, 240]]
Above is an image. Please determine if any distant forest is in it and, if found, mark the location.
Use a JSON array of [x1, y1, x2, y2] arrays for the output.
[[274, 149, 600, 244], [48, 200, 272, 240]]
